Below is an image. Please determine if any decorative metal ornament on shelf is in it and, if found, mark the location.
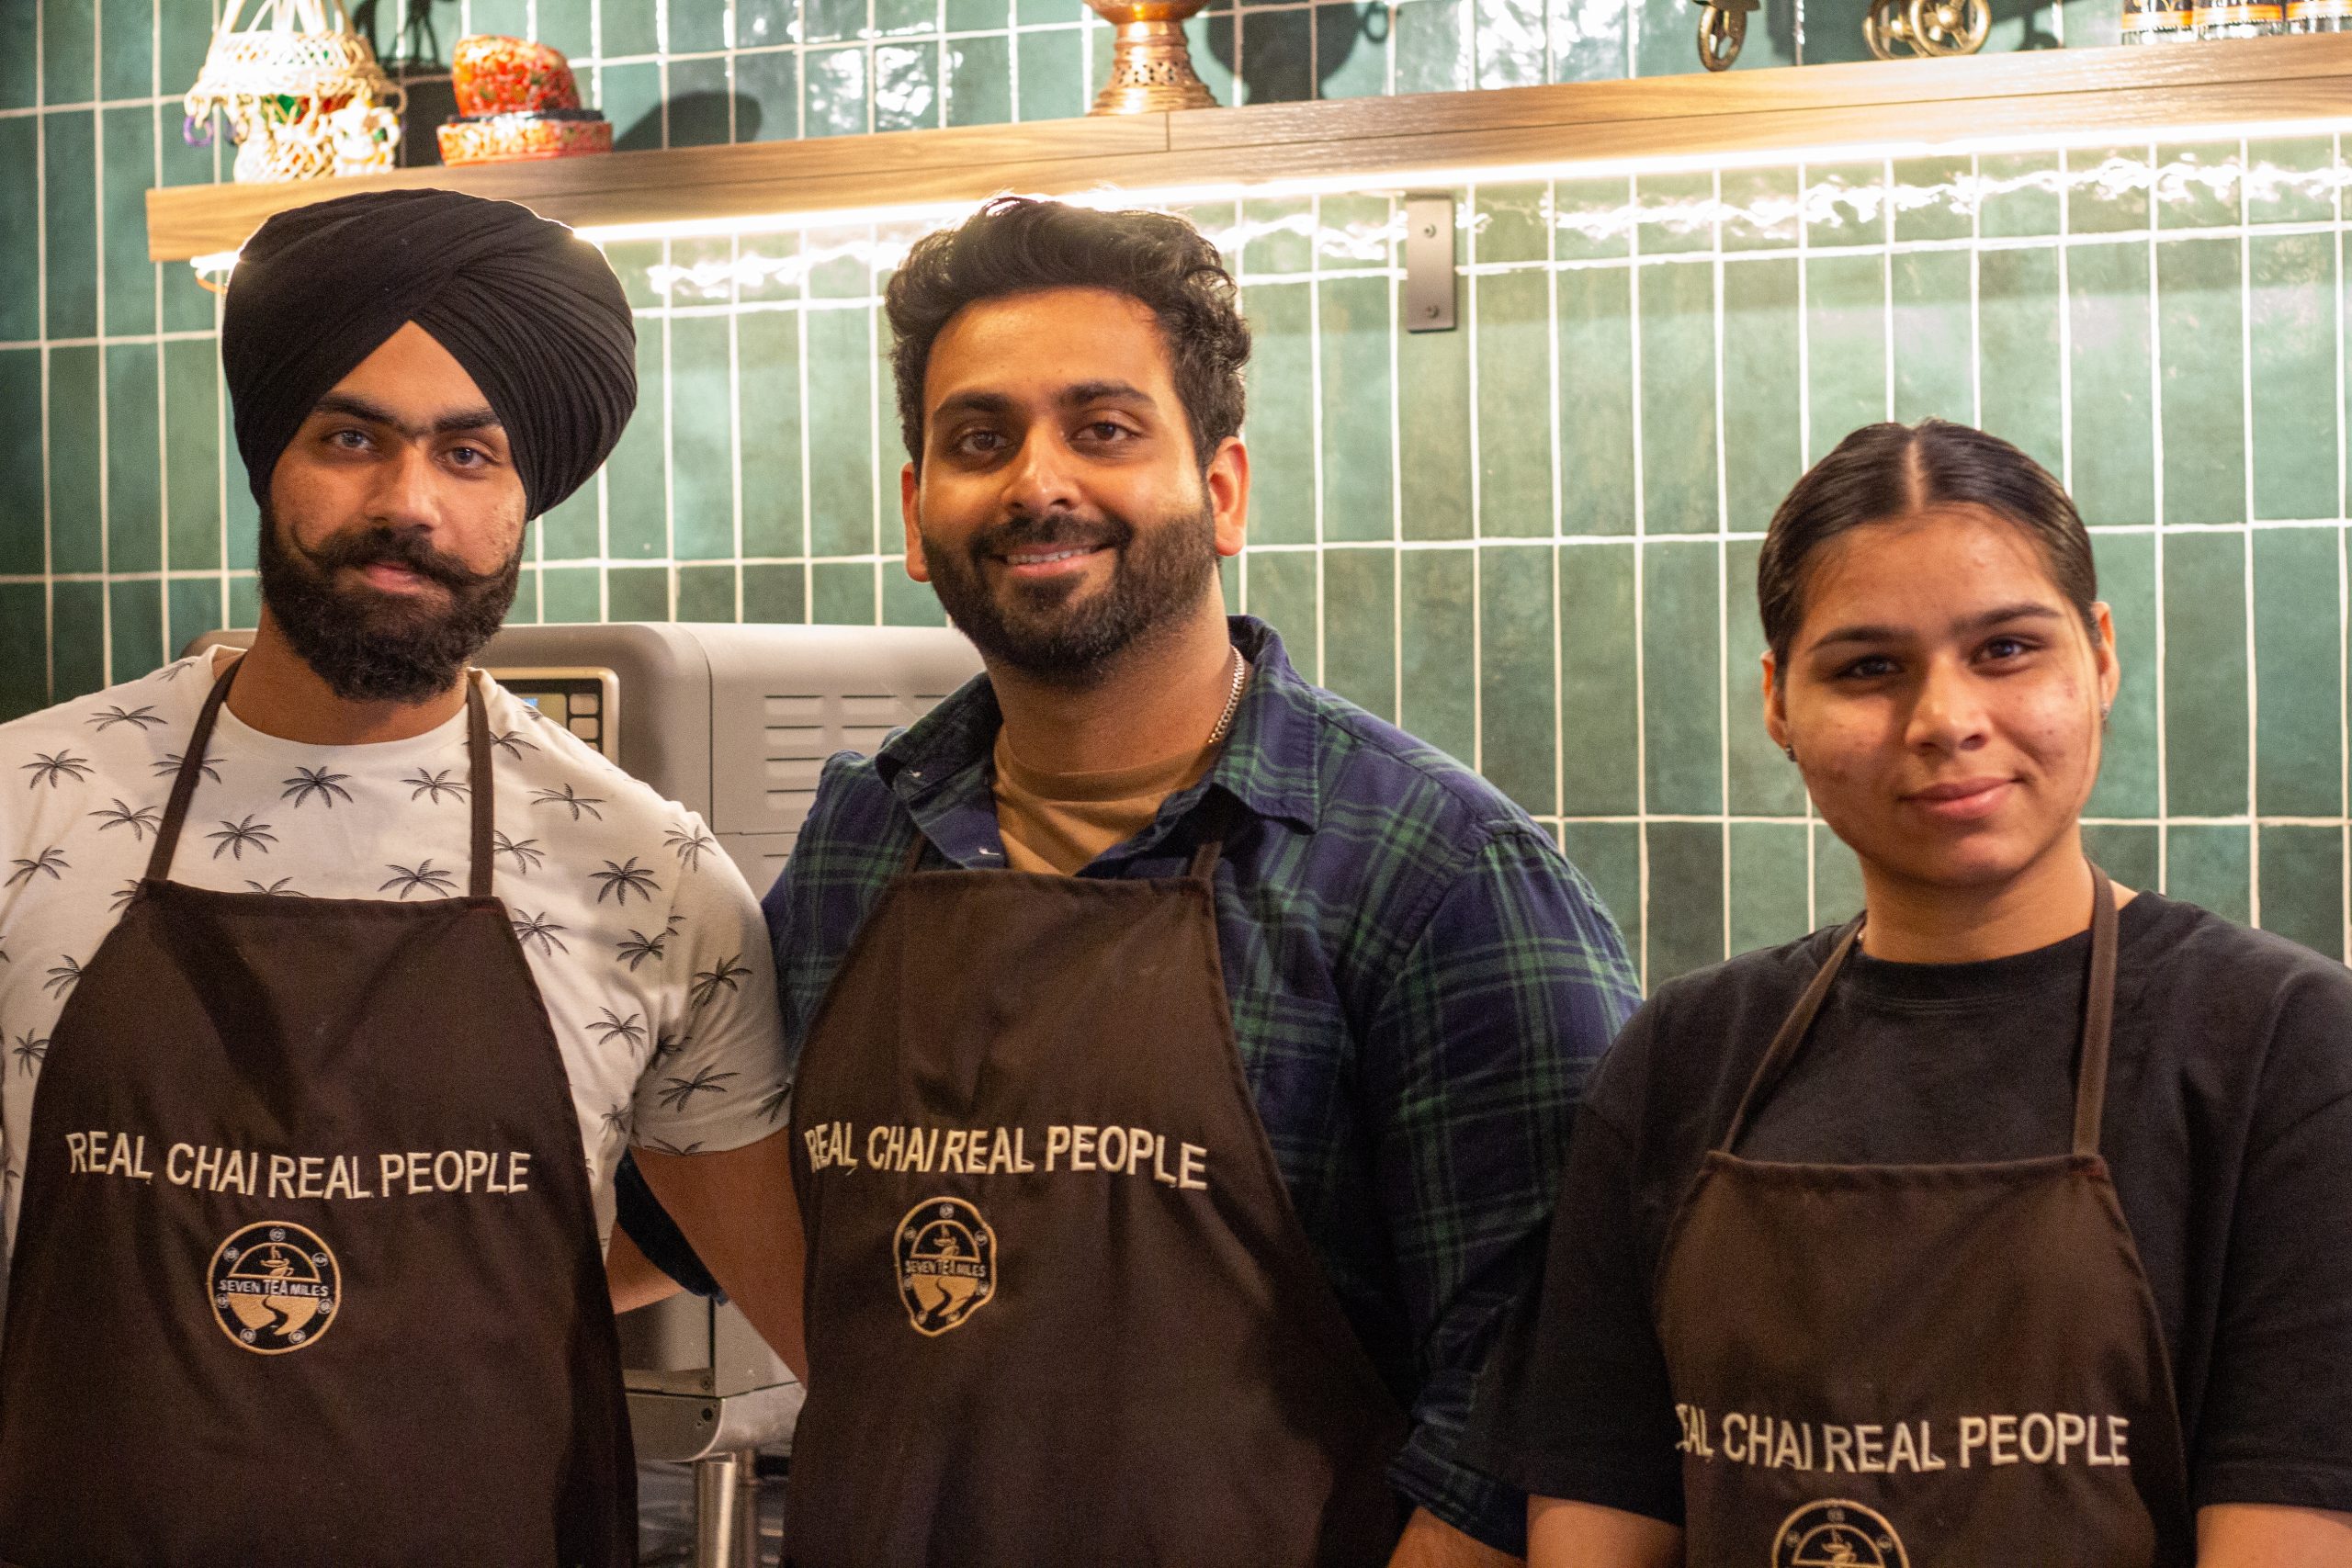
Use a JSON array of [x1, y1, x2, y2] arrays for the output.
[[1691, 0, 1987, 69], [182, 0, 403, 184], [1867, 0, 1993, 57], [1696, 0, 1759, 71], [1086, 0, 1220, 113]]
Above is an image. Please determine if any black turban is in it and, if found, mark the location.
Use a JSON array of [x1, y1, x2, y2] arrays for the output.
[[222, 188, 636, 520]]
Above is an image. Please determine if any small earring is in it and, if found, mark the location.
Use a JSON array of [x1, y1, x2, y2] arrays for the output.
[[2099, 702, 2111, 720], [1782, 745, 1797, 762]]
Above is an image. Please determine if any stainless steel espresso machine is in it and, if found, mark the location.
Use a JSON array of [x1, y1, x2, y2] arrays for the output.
[[190, 620, 984, 1565]]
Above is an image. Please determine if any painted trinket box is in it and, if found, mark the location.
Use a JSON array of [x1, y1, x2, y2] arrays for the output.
[[436, 36, 613, 165]]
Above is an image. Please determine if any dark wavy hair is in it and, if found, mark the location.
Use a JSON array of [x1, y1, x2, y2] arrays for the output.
[[1758, 419, 2099, 665], [885, 197, 1252, 470]]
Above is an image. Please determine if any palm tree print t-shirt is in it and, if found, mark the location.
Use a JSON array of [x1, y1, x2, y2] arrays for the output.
[[0, 650, 791, 1301]]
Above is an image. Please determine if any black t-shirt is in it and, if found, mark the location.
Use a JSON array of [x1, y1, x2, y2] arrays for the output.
[[1463, 891, 2352, 1525]]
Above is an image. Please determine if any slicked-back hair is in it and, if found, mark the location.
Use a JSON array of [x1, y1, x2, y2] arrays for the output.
[[886, 197, 1251, 469], [1757, 418, 2099, 666]]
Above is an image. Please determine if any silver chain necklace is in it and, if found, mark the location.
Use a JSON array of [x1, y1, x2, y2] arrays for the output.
[[1206, 647, 1250, 746]]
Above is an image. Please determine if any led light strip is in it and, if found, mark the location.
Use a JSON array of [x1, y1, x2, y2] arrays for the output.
[[565, 110, 2352, 247]]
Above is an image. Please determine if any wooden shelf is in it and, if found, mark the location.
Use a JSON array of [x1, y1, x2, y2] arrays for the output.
[[146, 33, 2352, 262]]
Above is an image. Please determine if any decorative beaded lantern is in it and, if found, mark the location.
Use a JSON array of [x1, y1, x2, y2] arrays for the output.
[[183, 0, 403, 184]]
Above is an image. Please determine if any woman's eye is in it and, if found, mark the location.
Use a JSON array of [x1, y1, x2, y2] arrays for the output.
[[1981, 636, 2033, 662]]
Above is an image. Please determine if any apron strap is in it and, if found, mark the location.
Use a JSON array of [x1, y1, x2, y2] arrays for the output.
[[899, 832, 931, 876], [2072, 863, 2120, 1158], [1716, 915, 1863, 1155], [146, 655, 243, 884], [464, 671, 496, 898]]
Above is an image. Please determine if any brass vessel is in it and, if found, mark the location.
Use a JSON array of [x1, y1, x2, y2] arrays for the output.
[[1087, 0, 1218, 114]]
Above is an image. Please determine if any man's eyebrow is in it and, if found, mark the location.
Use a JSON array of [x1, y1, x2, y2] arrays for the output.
[[931, 389, 1016, 422], [930, 382, 1157, 424], [1058, 379, 1153, 407], [1805, 603, 2064, 653], [309, 391, 503, 439]]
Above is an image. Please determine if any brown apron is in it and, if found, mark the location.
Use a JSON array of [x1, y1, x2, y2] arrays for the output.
[[0, 660, 634, 1567], [1653, 866, 2193, 1568], [785, 813, 1408, 1567]]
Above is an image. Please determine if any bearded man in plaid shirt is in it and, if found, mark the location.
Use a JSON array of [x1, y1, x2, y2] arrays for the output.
[[757, 197, 1639, 1567]]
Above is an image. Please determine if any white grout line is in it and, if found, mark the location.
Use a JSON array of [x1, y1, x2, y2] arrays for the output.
[[2058, 145, 2075, 491], [90, 55, 111, 690], [33, 0, 51, 710], [1233, 206, 1250, 625], [1968, 152, 1984, 430], [1388, 195, 1406, 727], [1005, 0, 1023, 124], [2337, 132, 2349, 964], [1714, 167, 1734, 962], [0, 329, 223, 351], [1309, 194, 1328, 685], [208, 0, 230, 626], [1625, 170, 1650, 985], [730, 256, 747, 622], [1795, 161, 1818, 931], [594, 461, 613, 622], [2240, 135, 2263, 931], [144, 0, 166, 658], [1466, 184, 1485, 779], [1547, 182, 1566, 825], [1880, 156, 1894, 423], [2149, 135, 2172, 897], [868, 227, 887, 624], [797, 254, 816, 621], [662, 238, 679, 620]]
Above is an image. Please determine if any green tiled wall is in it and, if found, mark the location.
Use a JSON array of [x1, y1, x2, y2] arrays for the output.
[[6, 0, 2349, 978]]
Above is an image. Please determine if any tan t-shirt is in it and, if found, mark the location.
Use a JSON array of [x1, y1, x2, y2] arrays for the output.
[[991, 728, 1218, 875]]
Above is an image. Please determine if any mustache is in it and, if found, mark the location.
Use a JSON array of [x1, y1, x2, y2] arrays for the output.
[[295, 525, 506, 593], [964, 511, 1136, 561]]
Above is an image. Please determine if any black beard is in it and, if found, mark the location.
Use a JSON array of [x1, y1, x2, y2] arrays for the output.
[[256, 505, 522, 703], [920, 500, 1220, 686]]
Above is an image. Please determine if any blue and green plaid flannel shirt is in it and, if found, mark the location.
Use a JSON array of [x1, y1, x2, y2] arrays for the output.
[[762, 615, 1639, 1550]]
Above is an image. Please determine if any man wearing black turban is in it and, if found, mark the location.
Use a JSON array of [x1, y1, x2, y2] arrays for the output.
[[0, 189, 806, 1567], [223, 186, 638, 703]]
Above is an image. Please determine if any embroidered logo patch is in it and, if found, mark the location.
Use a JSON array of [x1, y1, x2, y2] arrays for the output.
[[1772, 1499, 1906, 1568], [894, 1196, 996, 1336], [209, 1222, 340, 1355]]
